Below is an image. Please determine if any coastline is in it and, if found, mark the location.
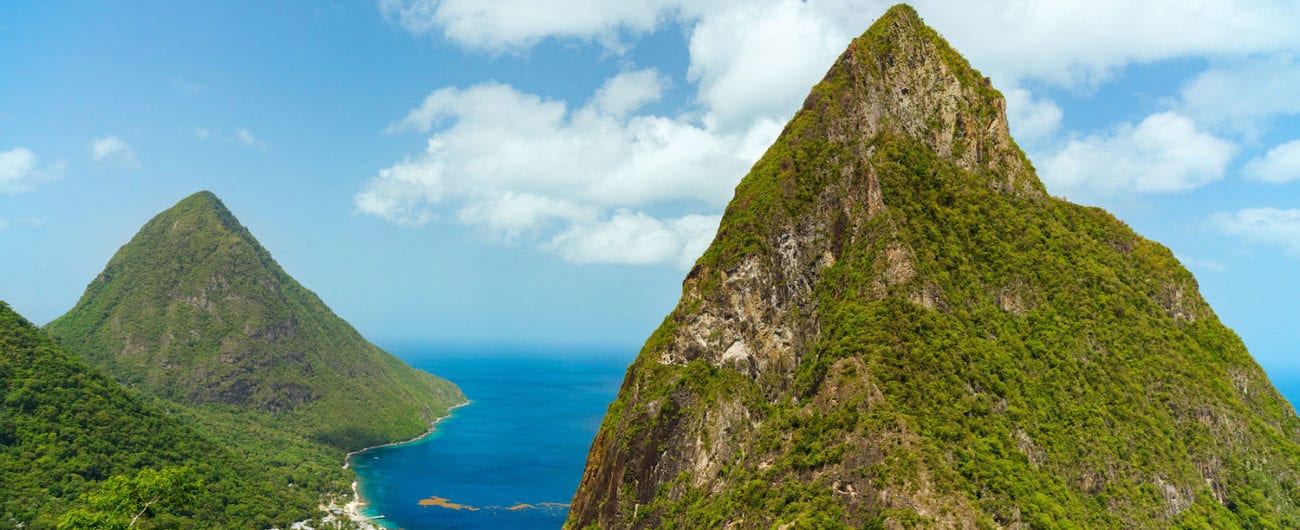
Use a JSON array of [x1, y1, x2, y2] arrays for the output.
[[337, 399, 472, 527]]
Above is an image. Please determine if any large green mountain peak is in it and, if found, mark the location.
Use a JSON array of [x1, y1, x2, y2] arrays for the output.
[[569, 5, 1300, 528]]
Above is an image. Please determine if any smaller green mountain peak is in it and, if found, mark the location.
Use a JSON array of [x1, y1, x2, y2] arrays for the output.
[[48, 191, 464, 449]]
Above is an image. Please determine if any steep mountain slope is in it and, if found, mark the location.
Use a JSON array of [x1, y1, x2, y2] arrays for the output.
[[0, 302, 316, 529], [46, 191, 464, 450], [568, 5, 1300, 529]]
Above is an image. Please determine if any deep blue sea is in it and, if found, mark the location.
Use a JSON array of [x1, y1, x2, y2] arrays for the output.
[[348, 348, 1300, 530], [350, 349, 631, 529]]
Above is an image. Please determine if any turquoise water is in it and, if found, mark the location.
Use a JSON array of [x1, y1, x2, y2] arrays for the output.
[[350, 349, 631, 529]]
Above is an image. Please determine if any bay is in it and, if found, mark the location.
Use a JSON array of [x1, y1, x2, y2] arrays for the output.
[[350, 348, 631, 529]]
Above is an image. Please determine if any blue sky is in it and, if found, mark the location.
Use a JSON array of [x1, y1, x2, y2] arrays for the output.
[[1, 1, 1298, 388]]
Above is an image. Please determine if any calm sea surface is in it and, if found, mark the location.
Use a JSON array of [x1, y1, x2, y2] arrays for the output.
[[351, 348, 1300, 530], [350, 349, 631, 529]]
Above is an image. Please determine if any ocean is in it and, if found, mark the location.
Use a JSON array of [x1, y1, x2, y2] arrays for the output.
[[350, 348, 1300, 530], [350, 349, 632, 529]]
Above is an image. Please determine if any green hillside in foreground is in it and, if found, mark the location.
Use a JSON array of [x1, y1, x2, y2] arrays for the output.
[[1, 302, 318, 528], [47, 190, 464, 452], [569, 5, 1300, 529]]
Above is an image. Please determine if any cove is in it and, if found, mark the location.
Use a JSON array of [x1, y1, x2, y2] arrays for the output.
[[349, 349, 630, 529]]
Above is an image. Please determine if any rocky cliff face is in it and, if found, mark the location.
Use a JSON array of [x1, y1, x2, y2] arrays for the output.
[[568, 5, 1300, 528]]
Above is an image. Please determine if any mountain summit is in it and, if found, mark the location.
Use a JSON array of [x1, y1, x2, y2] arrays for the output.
[[568, 5, 1300, 528], [48, 191, 463, 450]]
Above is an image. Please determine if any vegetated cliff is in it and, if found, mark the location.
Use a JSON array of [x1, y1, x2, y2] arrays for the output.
[[46, 191, 464, 451], [568, 5, 1300, 529], [0, 302, 317, 529]]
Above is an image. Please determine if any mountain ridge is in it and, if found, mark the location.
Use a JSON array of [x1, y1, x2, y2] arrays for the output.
[[568, 4, 1300, 528]]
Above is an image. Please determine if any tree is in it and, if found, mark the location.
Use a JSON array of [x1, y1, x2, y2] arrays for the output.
[[57, 467, 201, 529]]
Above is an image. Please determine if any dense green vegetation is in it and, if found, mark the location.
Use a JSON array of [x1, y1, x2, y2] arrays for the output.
[[612, 134, 1300, 528], [47, 191, 463, 451], [571, 4, 1300, 529], [57, 466, 201, 529], [29, 191, 464, 526], [0, 302, 320, 528]]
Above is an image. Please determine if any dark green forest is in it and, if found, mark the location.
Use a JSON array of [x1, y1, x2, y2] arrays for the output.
[[1, 302, 322, 528]]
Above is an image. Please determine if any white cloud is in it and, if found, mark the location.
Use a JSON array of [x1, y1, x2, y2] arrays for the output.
[[369, 1, 1300, 266], [194, 127, 211, 140], [89, 136, 141, 169], [456, 192, 595, 241], [914, 0, 1300, 88], [1212, 208, 1300, 256], [1243, 139, 1300, 184], [685, 0, 859, 131], [546, 210, 719, 268], [0, 147, 62, 194], [380, 1, 1300, 89], [1004, 87, 1063, 145], [378, 0, 682, 52], [1180, 54, 1300, 134], [0, 218, 8, 231], [0, 147, 38, 193], [357, 81, 763, 267], [592, 69, 667, 117], [1038, 111, 1236, 199]]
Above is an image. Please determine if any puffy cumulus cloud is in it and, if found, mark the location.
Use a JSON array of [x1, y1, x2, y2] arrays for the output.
[[0, 147, 63, 194], [89, 136, 141, 169], [378, 0, 683, 52], [1180, 54, 1300, 133], [591, 69, 668, 117], [1243, 139, 1300, 183], [685, 0, 865, 131], [1212, 208, 1300, 256], [1003, 88, 1062, 145], [0, 147, 38, 193], [1038, 112, 1236, 199], [356, 79, 766, 267], [456, 192, 595, 241], [546, 211, 720, 269], [380, 0, 1300, 89], [914, 0, 1300, 88], [370, 1, 1300, 265]]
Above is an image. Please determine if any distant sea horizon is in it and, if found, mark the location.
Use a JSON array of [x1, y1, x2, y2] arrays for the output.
[[351, 346, 633, 529]]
